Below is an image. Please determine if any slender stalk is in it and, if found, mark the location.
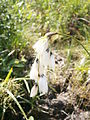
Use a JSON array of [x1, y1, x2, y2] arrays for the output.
[[13, 78, 30, 81], [77, 18, 90, 24], [75, 39, 90, 57], [1, 108, 5, 120], [6, 89, 28, 120]]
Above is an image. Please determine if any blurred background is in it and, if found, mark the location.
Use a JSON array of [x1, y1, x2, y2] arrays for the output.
[[0, 0, 90, 120]]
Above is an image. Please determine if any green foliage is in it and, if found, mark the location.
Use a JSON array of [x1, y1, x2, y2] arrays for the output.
[[0, 0, 89, 78], [23, 0, 90, 38], [6, 89, 28, 120], [0, 75, 22, 120], [0, 0, 27, 78], [0, 0, 90, 119], [0, 68, 36, 120], [0, 0, 25, 50]]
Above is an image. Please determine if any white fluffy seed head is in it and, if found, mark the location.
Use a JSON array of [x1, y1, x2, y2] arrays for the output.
[[30, 84, 38, 97], [30, 35, 56, 96], [49, 53, 55, 71], [30, 58, 39, 82], [40, 49, 50, 67], [39, 75, 48, 95], [33, 36, 48, 54]]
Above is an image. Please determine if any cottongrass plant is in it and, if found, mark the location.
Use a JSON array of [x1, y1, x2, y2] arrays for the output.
[[30, 33, 57, 97]]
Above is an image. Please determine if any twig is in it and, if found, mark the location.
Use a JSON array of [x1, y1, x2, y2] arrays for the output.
[[77, 18, 90, 25], [61, 110, 68, 116]]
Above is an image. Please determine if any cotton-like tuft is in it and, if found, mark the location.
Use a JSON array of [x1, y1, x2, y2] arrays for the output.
[[33, 37, 48, 54], [40, 50, 50, 67], [49, 53, 55, 71], [30, 58, 39, 82], [30, 84, 38, 97], [39, 75, 48, 95]]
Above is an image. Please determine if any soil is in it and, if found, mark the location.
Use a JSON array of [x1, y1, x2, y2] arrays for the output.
[[30, 51, 90, 120], [4, 50, 90, 120]]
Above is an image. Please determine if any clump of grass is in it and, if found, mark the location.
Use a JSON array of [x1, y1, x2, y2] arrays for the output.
[[69, 53, 90, 110], [0, 79, 23, 120], [71, 75, 90, 110], [0, 68, 30, 120]]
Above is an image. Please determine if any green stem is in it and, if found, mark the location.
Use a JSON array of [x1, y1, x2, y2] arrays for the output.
[[75, 39, 90, 57]]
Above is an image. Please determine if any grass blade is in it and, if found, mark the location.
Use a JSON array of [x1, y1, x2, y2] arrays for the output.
[[6, 89, 28, 120], [1, 67, 13, 86], [24, 79, 30, 94]]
